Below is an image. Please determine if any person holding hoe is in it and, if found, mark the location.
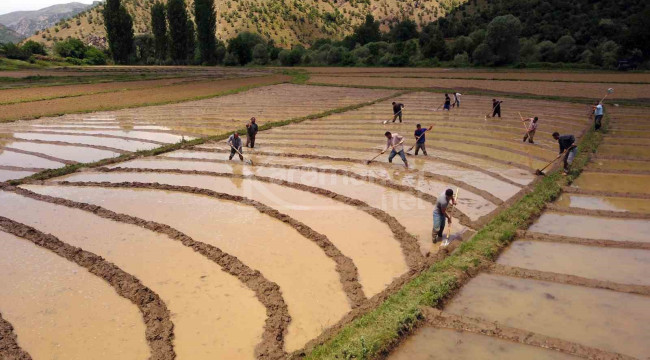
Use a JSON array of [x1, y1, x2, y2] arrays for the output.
[[522, 116, 539, 144], [433, 188, 456, 244], [443, 93, 451, 111], [592, 101, 604, 131], [492, 99, 503, 117], [227, 132, 244, 161], [246, 117, 259, 148], [453, 92, 462, 108], [413, 124, 433, 155], [392, 102, 405, 123], [383, 131, 408, 168], [552, 132, 577, 175]]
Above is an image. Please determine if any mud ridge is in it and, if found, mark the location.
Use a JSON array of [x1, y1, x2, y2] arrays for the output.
[[2, 147, 76, 165], [546, 204, 650, 220], [96, 166, 428, 269], [1, 184, 289, 359], [0, 215, 175, 360], [152, 157, 481, 227], [193, 146, 523, 189], [0, 165, 46, 173], [421, 308, 635, 360], [488, 263, 650, 297], [583, 167, 650, 176], [562, 186, 650, 200], [593, 155, 650, 162], [518, 230, 650, 250], [0, 312, 32, 360], [51, 180, 369, 309], [4, 130, 168, 145], [6, 139, 130, 154]]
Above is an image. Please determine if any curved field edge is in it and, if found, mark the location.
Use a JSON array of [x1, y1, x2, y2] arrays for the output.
[[298, 117, 606, 359]]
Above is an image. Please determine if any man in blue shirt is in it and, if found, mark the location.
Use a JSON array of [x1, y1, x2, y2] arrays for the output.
[[413, 124, 433, 155], [592, 101, 604, 130]]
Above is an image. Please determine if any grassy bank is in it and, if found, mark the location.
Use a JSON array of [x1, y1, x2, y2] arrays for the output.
[[302, 117, 606, 359]]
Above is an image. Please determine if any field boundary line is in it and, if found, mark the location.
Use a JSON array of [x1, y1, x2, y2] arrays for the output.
[[298, 110, 604, 360], [0, 214, 175, 360], [518, 230, 650, 250], [1, 147, 76, 165], [421, 308, 635, 360], [0, 311, 32, 360], [2, 183, 290, 359], [545, 203, 650, 220]]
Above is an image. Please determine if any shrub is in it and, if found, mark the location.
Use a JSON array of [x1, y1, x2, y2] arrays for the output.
[[22, 40, 47, 55], [83, 47, 107, 65], [54, 38, 87, 59], [1, 43, 32, 60]]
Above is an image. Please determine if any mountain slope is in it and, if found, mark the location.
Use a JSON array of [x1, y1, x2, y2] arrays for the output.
[[0, 24, 23, 44], [0, 2, 96, 38], [24, 0, 465, 48]]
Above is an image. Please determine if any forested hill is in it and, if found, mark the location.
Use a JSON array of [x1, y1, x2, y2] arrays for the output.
[[434, 0, 649, 66]]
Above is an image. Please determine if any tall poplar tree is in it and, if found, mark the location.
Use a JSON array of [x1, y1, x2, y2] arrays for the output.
[[151, 2, 168, 60], [194, 0, 217, 64], [167, 0, 191, 63], [103, 0, 134, 63]]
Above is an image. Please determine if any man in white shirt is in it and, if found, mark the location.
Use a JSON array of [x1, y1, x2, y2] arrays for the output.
[[383, 131, 408, 168], [592, 101, 604, 130], [522, 116, 539, 143], [453, 92, 462, 108]]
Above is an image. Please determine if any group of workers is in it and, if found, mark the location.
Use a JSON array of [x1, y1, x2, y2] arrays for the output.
[[227, 117, 258, 161]]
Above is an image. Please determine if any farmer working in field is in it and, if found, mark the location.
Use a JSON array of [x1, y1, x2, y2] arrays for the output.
[[246, 117, 259, 148], [552, 132, 577, 175], [383, 131, 408, 168], [522, 116, 539, 144], [227, 132, 244, 161], [492, 99, 503, 117], [392, 102, 405, 122], [413, 124, 433, 155], [592, 101, 604, 131], [453, 92, 462, 108], [433, 189, 456, 243], [443, 93, 451, 111]]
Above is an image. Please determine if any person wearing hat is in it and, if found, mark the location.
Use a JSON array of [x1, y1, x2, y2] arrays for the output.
[[432, 188, 456, 243]]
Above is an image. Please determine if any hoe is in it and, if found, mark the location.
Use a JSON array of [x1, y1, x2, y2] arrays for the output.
[[442, 187, 460, 247], [366, 140, 404, 164], [383, 108, 403, 124], [535, 148, 569, 176], [229, 144, 254, 166]]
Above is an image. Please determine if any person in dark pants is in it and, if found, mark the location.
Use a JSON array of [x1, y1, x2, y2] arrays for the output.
[[383, 131, 408, 168], [443, 94, 451, 111], [522, 116, 539, 144], [246, 117, 259, 148], [414, 124, 433, 155], [432, 188, 456, 243], [553, 132, 577, 175], [392, 102, 405, 122], [227, 132, 244, 161], [453, 92, 461, 108], [592, 101, 604, 131], [492, 99, 503, 117]]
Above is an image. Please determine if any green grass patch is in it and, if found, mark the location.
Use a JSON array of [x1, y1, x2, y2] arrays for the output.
[[302, 115, 607, 360]]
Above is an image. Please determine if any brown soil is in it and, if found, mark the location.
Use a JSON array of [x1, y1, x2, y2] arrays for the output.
[[308, 76, 650, 100], [2, 147, 75, 165], [3, 139, 129, 154], [421, 308, 634, 360], [563, 186, 650, 200], [0, 75, 289, 122], [49, 180, 369, 309], [0, 312, 32, 360], [1, 183, 289, 359], [0, 213, 175, 360], [5, 130, 167, 145], [546, 203, 650, 220], [518, 230, 650, 250], [0, 165, 45, 172], [488, 263, 650, 297]]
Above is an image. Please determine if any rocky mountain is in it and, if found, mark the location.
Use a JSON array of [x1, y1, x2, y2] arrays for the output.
[[24, 0, 464, 48], [0, 2, 98, 38], [0, 24, 23, 44]]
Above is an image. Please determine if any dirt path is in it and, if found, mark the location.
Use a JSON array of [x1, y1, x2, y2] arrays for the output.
[[0, 312, 32, 360], [0, 214, 175, 360]]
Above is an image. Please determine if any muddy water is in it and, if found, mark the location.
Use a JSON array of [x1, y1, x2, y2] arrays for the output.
[[40, 129, 190, 143], [529, 212, 650, 242], [7, 142, 120, 163], [113, 157, 498, 220], [498, 240, 650, 285], [572, 173, 650, 194], [589, 159, 650, 172], [0, 170, 33, 181], [0, 230, 149, 360], [114, 155, 465, 254], [26, 185, 351, 352], [57, 171, 409, 298], [555, 194, 650, 213], [0, 190, 266, 360], [12, 133, 158, 152], [388, 327, 579, 360], [0, 149, 63, 169], [445, 273, 650, 359]]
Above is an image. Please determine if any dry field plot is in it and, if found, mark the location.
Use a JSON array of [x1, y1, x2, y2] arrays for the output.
[[308, 75, 650, 100], [0, 82, 599, 359], [389, 105, 650, 359]]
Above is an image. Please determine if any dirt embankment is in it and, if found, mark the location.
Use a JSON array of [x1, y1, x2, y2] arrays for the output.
[[0, 75, 289, 122], [2, 147, 74, 165], [518, 230, 650, 250], [546, 203, 650, 220], [562, 186, 650, 200], [6, 131, 167, 145], [0, 312, 32, 360], [2, 184, 288, 359], [421, 308, 634, 360], [4, 139, 129, 154], [0, 213, 175, 360]]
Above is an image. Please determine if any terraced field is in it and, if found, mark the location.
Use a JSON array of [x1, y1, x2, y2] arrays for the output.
[[388, 105, 650, 359], [0, 78, 596, 360]]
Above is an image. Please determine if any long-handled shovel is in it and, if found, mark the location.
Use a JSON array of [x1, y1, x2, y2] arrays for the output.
[[365, 140, 404, 164], [484, 101, 501, 120], [432, 103, 444, 112], [406, 126, 433, 154], [383, 108, 403, 124], [442, 187, 460, 247], [229, 144, 253, 165], [535, 148, 569, 176], [600, 88, 614, 104]]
